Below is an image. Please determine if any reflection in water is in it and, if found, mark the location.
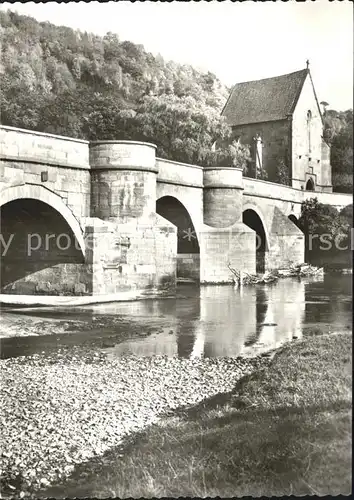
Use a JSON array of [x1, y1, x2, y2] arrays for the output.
[[105, 277, 330, 359], [244, 287, 268, 347], [304, 273, 352, 326], [190, 323, 205, 359], [2, 275, 351, 360], [197, 286, 256, 358], [111, 326, 179, 357], [239, 281, 305, 357], [176, 298, 200, 358]]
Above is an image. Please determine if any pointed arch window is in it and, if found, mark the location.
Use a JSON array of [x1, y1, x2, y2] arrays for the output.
[[306, 110, 312, 153]]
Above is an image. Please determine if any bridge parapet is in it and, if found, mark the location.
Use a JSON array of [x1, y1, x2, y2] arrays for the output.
[[89, 140, 157, 172], [203, 166, 243, 189], [0, 125, 89, 169], [243, 177, 304, 204], [156, 157, 203, 188], [244, 177, 352, 211], [307, 191, 352, 210]]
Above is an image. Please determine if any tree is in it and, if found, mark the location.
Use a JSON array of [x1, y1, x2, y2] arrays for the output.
[[0, 74, 44, 129], [38, 88, 84, 137], [133, 94, 234, 165], [206, 140, 251, 172], [0, 8, 231, 146], [323, 109, 353, 193], [82, 93, 136, 141], [298, 198, 351, 264], [275, 158, 290, 185], [298, 198, 344, 238], [339, 204, 353, 224]]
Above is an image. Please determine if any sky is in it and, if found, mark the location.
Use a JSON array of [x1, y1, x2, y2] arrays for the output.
[[2, 1, 353, 110]]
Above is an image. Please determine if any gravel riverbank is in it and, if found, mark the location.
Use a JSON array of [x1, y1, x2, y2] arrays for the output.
[[0, 348, 268, 497]]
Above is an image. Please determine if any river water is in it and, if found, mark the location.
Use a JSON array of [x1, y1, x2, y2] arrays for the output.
[[0, 273, 351, 360]]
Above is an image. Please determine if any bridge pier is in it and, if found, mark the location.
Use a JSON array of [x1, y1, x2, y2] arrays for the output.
[[264, 207, 305, 271], [200, 166, 256, 283], [87, 141, 177, 295], [242, 204, 305, 273]]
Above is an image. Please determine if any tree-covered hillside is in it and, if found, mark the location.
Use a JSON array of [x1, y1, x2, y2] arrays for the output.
[[1, 10, 253, 168], [0, 9, 352, 191]]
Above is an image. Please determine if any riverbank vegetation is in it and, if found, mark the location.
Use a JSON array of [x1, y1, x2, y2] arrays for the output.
[[298, 198, 352, 266], [324, 109, 353, 193], [40, 331, 352, 498]]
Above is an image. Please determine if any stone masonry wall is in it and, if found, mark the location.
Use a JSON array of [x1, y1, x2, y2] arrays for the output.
[[266, 233, 305, 271], [292, 73, 332, 191], [156, 158, 203, 188], [0, 126, 89, 168], [243, 177, 352, 218], [177, 254, 200, 282], [203, 167, 244, 228], [200, 222, 256, 284], [241, 201, 304, 272], [90, 169, 157, 222], [0, 199, 91, 295], [0, 160, 91, 220], [2, 264, 91, 296], [231, 119, 291, 182], [85, 216, 177, 295], [243, 178, 304, 218], [0, 126, 91, 220], [156, 182, 203, 235], [321, 140, 332, 190], [203, 188, 243, 228], [89, 141, 158, 223]]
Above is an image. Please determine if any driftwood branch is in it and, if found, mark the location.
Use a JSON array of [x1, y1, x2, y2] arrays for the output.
[[227, 262, 323, 286]]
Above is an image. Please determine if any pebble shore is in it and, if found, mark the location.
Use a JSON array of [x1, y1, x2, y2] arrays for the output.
[[0, 348, 267, 497]]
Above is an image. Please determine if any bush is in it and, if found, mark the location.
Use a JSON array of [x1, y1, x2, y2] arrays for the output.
[[275, 159, 290, 185], [339, 204, 353, 223], [298, 198, 351, 264], [205, 140, 252, 172]]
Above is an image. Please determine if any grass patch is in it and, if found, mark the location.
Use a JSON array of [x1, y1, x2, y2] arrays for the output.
[[41, 333, 352, 498]]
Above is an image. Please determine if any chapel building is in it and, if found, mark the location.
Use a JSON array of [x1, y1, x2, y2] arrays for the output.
[[221, 64, 332, 192]]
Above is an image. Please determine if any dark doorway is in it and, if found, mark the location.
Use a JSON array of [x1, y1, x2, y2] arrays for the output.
[[305, 178, 315, 191]]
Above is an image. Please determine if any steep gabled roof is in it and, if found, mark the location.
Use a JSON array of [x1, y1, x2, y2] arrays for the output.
[[222, 69, 309, 127]]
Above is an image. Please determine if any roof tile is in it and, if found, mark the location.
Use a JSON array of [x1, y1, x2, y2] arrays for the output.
[[222, 69, 308, 126]]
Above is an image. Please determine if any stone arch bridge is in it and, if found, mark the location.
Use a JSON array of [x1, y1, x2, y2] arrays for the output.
[[0, 126, 351, 296]]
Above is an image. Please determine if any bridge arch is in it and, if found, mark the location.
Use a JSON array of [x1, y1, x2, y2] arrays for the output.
[[0, 183, 86, 292], [288, 213, 301, 229], [156, 196, 199, 254], [156, 195, 200, 281], [0, 184, 85, 254], [242, 204, 269, 273]]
